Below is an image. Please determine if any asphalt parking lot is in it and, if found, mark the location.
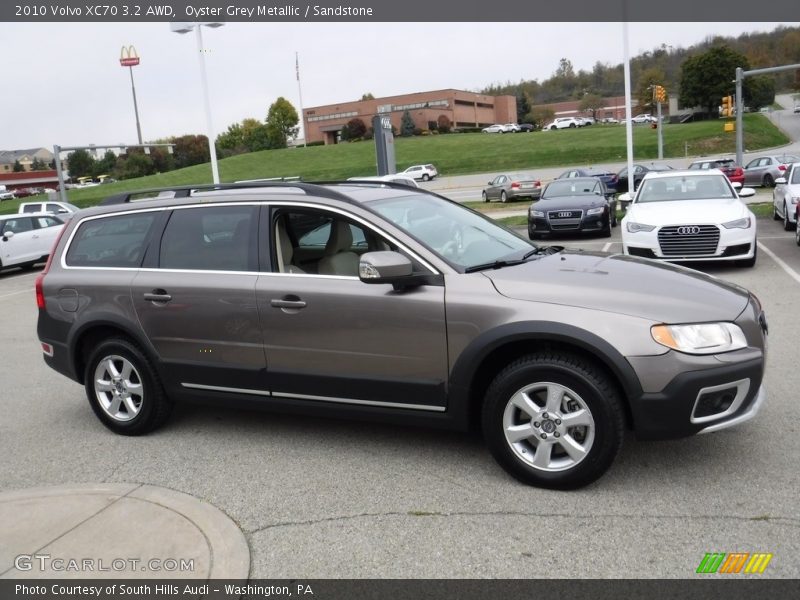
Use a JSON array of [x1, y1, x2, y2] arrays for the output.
[[0, 216, 798, 579]]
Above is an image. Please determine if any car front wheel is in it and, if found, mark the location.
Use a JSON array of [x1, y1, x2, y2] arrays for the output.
[[785, 203, 793, 231], [84, 338, 172, 435], [796, 217, 800, 247], [482, 352, 624, 489], [422, 174, 430, 181], [500, 191, 508, 203]]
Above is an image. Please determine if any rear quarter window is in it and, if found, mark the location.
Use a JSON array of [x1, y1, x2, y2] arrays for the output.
[[65, 213, 158, 268]]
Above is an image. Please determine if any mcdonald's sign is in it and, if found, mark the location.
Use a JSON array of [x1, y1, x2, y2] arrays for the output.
[[696, 552, 773, 574], [119, 45, 140, 67]]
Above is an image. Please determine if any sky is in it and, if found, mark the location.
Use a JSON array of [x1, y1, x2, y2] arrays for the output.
[[0, 22, 795, 150]]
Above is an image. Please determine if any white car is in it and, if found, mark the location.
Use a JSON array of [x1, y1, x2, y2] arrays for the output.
[[772, 162, 800, 231], [346, 174, 418, 188], [543, 117, 582, 130], [631, 114, 658, 124], [481, 124, 506, 134], [19, 201, 81, 216], [1, 213, 65, 271], [503, 123, 521, 132], [402, 164, 438, 181], [620, 170, 757, 267], [0, 187, 15, 201]]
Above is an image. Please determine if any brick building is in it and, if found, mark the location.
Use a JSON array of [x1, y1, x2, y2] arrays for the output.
[[303, 89, 517, 145]]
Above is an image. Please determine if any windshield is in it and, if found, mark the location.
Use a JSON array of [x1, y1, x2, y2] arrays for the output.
[[544, 180, 600, 198], [636, 175, 735, 203], [368, 194, 534, 270]]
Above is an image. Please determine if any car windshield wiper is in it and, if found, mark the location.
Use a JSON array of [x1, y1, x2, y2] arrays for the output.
[[464, 248, 544, 273]]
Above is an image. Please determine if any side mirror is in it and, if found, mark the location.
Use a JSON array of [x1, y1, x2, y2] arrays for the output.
[[2, 231, 14, 241], [738, 187, 756, 198], [618, 192, 633, 202], [731, 181, 742, 190], [488, 181, 493, 185], [359, 251, 440, 291], [775, 177, 787, 185]]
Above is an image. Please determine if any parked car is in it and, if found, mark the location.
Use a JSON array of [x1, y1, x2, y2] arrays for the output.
[[616, 163, 675, 193], [347, 175, 418, 188], [503, 123, 521, 133], [1, 213, 65, 272], [688, 158, 745, 185], [743, 154, 799, 188], [35, 180, 767, 490], [518, 123, 534, 132], [543, 117, 582, 130], [0, 187, 15, 201], [580, 117, 596, 126], [600, 117, 620, 124], [482, 173, 542, 203], [482, 124, 506, 134], [557, 167, 620, 193], [11, 187, 38, 199], [620, 170, 757, 267], [528, 177, 617, 238], [401, 164, 438, 181], [19, 201, 81, 216], [772, 162, 800, 231], [631, 114, 657, 124]]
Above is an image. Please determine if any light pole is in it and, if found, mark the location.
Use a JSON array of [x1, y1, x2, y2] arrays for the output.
[[170, 22, 224, 184], [119, 45, 143, 144]]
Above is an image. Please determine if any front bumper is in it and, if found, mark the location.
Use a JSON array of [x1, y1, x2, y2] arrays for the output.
[[528, 212, 609, 234], [623, 226, 756, 262]]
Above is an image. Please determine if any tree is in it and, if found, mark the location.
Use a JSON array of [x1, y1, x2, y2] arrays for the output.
[[216, 123, 245, 155], [116, 150, 155, 180], [361, 92, 375, 100], [516, 90, 532, 124], [66, 149, 94, 179], [400, 110, 416, 137], [635, 67, 667, 112], [240, 118, 272, 151], [341, 117, 367, 141], [679, 45, 750, 113], [437, 114, 452, 133], [13, 160, 24, 172], [578, 93, 606, 120], [92, 150, 117, 177], [30, 157, 47, 171], [744, 75, 775, 111], [265, 97, 299, 149], [171, 135, 210, 169], [527, 107, 555, 130]]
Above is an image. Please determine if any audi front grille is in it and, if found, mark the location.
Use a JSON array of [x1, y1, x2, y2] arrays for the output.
[[548, 209, 583, 230], [658, 224, 720, 257]]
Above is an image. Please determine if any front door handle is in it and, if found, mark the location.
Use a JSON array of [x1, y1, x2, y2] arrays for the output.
[[270, 297, 307, 310], [143, 289, 172, 303]]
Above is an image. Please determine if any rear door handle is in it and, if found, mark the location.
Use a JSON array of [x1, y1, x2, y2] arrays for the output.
[[143, 289, 172, 303], [270, 298, 307, 310]]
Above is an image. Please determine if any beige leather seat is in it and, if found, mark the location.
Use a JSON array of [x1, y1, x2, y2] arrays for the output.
[[274, 219, 305, 274], [318, 221, 359, 276]]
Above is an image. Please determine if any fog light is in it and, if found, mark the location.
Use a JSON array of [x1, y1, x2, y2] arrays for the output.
[[694, 389, 736, 419]]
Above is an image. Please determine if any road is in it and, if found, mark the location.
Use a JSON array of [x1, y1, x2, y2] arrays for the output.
[[0, 216, 798, 578]]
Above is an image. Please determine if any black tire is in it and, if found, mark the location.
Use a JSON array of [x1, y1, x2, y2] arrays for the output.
[[422, 174, 430, 182], [795, 219, 800, 247], [500, 191, 508, 203], [736, 244, 757, 268], [481, 352, 624, 489], [773, 201, 781, 220], [569, 123, 576, 128], [482, 191, 489, 203], [784, 204, 793, 231], [84, 338, 172, 435], [611, 209, 618, 228], [763, 174, 774, 188]]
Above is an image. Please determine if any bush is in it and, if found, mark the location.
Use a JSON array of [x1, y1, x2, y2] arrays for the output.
[[437, 114, 452, 133]]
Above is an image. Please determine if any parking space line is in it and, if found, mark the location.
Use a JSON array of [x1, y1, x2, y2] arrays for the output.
[[0, 288, 32, 300], [602, 242, 613, 252], [758, 241, 800, 285]]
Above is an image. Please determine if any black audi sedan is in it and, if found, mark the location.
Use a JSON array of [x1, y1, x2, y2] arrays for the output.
[[528, 177, 617, 239]]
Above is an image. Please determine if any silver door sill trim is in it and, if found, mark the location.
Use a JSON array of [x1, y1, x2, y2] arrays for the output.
[[181, 383, 445, 412]]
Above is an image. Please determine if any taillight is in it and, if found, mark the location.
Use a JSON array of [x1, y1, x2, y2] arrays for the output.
[[735, 167, 744, 176], [534, 181, 541, 187], [511, 182, 520, 189], [35, 224, 68, 310], [778, 164, 787, 171]]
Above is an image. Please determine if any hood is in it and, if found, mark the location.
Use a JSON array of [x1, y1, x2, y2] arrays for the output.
[[626, 198, 747, 225], [484, 249, 750, 323], [534, 195, 608, 210]]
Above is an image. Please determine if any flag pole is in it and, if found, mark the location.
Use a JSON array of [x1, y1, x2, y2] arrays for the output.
[[296, 51, 306, 148]]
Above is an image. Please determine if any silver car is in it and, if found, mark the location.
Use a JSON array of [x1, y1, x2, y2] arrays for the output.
[[482, 173, 542, 203], [36, 181, 767, 490], [743, 154, 799, 188]]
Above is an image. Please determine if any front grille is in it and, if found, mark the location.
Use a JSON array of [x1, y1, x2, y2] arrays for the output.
[[658, 224, 720, 257], [548, 209, 583, 230]]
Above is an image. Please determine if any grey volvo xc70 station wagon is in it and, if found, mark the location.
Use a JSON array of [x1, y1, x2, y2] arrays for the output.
[[36, 181, 768, 489]]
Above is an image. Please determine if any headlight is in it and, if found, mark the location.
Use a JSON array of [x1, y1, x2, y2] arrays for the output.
[[587, 206, 605, 215], [722, 217, 751, 229], [530, 210, 544, 217], [651, 323, 748, 355], [626, 221, 655, 233]]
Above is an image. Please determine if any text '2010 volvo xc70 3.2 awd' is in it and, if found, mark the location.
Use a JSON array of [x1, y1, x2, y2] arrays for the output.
[[36, 181, 768, 489]]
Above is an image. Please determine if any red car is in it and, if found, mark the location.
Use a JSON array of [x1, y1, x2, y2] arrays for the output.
[[688, 158, 745, 185]]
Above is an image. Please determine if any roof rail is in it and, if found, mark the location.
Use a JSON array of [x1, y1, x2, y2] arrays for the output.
[[98, 181, 357, 206]]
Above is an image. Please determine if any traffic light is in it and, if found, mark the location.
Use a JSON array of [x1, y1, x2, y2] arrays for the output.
[[655, 85, 667, 103], [721, 95, 733, 117]]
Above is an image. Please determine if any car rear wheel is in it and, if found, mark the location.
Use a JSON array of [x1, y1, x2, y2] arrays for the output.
[[569, 123, 576, 128], [796, 218, 800, 246], [785, 203, 793, 231], [500, 191, 508, 203], [763, 174, 774, 188], [422, 174, 430, 181], [773, 201, 781, 220], [482, 352, 624, 489], [84, 338, 172, 435]]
